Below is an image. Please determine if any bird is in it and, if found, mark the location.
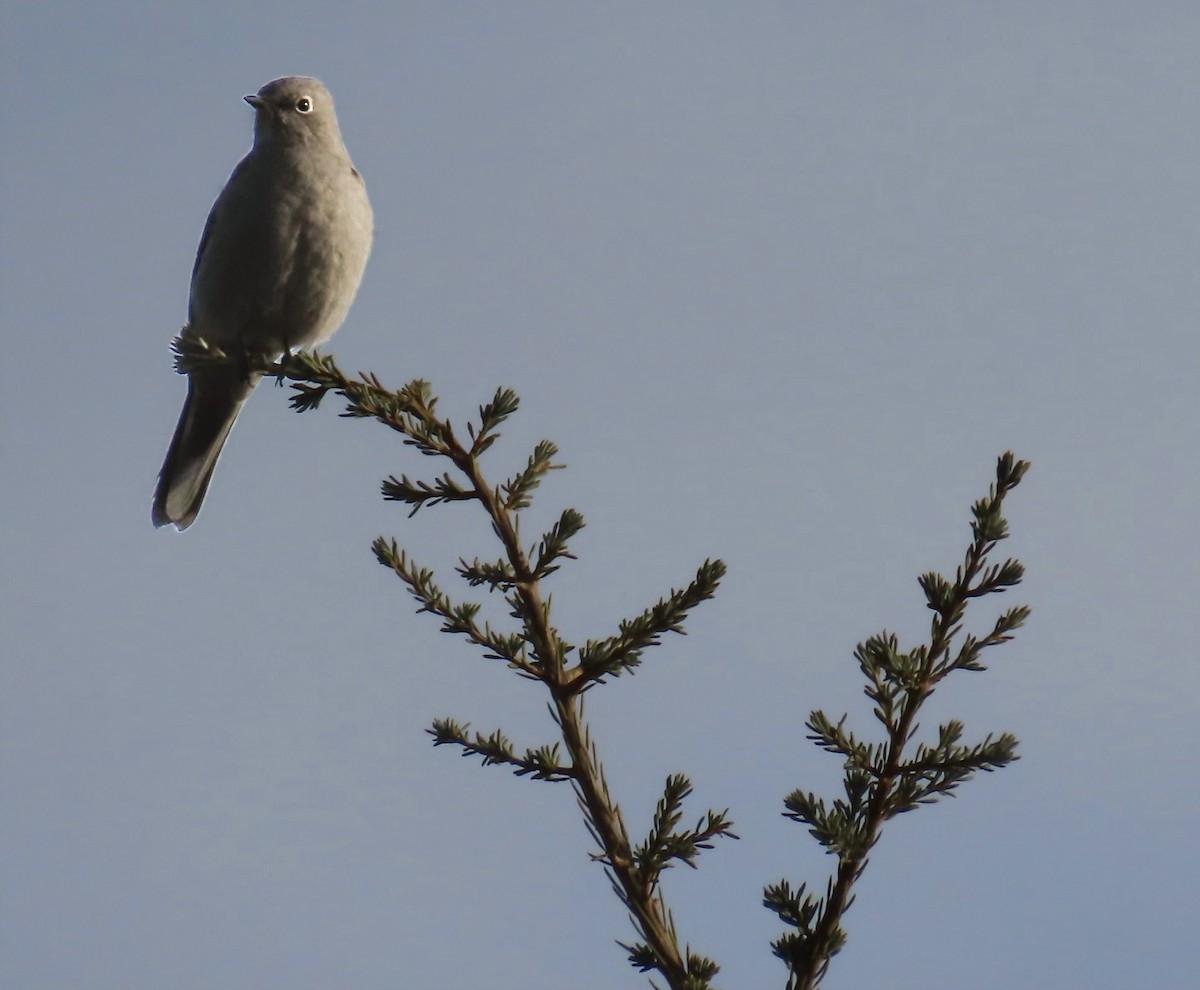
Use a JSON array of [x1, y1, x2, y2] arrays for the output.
[[152, 76, 374, 530]]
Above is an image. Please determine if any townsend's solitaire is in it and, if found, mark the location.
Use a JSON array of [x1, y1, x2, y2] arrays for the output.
[[153, 76, 373, 530]]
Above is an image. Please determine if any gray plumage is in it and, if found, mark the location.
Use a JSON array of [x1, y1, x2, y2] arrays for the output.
[[153, 76, 373, 530]]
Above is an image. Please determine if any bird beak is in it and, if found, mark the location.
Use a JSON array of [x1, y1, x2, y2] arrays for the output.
[[244, 94, 264, 109]]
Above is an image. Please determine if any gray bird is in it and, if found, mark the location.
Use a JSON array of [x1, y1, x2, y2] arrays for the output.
[[153, 76, 373, 530]]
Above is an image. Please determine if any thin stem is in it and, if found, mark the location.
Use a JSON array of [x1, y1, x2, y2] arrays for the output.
[[248, 350, 707, 987], [460, 449, 689, 984], [790, 484, 1014, 990]]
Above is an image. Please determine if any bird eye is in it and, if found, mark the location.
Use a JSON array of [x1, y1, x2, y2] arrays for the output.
[[295, 96, 313, 114]]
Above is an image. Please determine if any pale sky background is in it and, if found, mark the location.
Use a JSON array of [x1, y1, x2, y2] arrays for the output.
[[4, 3, 1198, 988]]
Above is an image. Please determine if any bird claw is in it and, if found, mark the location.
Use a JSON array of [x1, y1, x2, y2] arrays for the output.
[[274, 345, 295, 387]]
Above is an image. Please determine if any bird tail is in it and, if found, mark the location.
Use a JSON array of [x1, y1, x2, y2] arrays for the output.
[[152, 369, 261, 530]]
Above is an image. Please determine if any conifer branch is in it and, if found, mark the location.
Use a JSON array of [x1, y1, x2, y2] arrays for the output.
[[574, 561, 725, 689], [766, 452, 1030, 989], [259, 347, 733, 990], [428, 718, 575, 780]]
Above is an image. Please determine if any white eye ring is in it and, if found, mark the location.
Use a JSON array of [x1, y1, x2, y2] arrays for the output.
[[295, 96, 313, 114]]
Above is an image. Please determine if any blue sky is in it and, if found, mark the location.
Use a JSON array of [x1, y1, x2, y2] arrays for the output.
[[4, 3, 1198, 988]]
